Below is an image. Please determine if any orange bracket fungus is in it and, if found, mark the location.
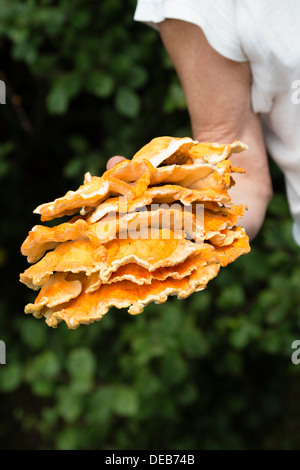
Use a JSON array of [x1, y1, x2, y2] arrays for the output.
[[20, 136, 250, 329]]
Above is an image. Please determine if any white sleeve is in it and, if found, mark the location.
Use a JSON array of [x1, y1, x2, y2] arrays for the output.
[[293, 222, 300, 247], [134, 0, 247, 62]]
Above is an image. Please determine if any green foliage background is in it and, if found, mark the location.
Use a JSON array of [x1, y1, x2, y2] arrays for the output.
[[0, 0, 300, 450]]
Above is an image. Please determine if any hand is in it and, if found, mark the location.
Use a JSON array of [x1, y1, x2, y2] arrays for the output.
[[106, 155, 126, 170]]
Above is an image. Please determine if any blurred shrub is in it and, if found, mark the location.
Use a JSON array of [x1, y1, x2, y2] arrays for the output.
[[0, 0, 300, 450]]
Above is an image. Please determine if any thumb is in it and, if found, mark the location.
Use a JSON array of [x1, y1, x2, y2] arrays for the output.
[[106, 155, 126, 170]]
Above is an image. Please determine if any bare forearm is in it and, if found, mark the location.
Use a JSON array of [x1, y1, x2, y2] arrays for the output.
[[158, 19, 273, 240], [193, 112, 273, 240], [227, 118, 273, 240]]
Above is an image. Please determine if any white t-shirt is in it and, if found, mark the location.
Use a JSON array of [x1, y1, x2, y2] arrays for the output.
[[134, 0, 300, 246]]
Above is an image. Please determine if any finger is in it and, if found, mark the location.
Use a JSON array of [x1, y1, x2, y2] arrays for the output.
[[106, 156, 126, 170]]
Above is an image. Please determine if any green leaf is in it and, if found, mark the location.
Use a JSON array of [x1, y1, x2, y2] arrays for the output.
[[12, 41, 38, 65], [71, 9, 91, 30], [268, 193, 289, 218], [47, 73, 82, 114], [229, 319, 261, 350], [130, 334, 164, 366], [189, 290, 212, 312], [31, 378, 54, 397], [0, 363, 22, 392], [161, 352, 188, 385], [63, 156, 84, 179], [237, 248, 270, 282], [86, 386, 115, 424], [180, 326, 209, 358], [135, 368, 160, 398], [86, 71, 114, 98], [158, 301, 182, 334], [114, 86, 140, 118], [127, 65, 148, 89], [112, 386, 139, 417], [163, 81, 187, 113], [56, 427, 82, 451], [26, 350, 60, 382], [19, 318, 47, 350], [66, 347, 96, 380], [177, 383, 198, 406], [260, 330, 284, 354], [68, 136, 88, 154], [216, 284, 245, 310], [56, 387, 84, 423]]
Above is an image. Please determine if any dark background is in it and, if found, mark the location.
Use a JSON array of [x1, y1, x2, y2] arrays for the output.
[[0, 0, 300, 450]]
